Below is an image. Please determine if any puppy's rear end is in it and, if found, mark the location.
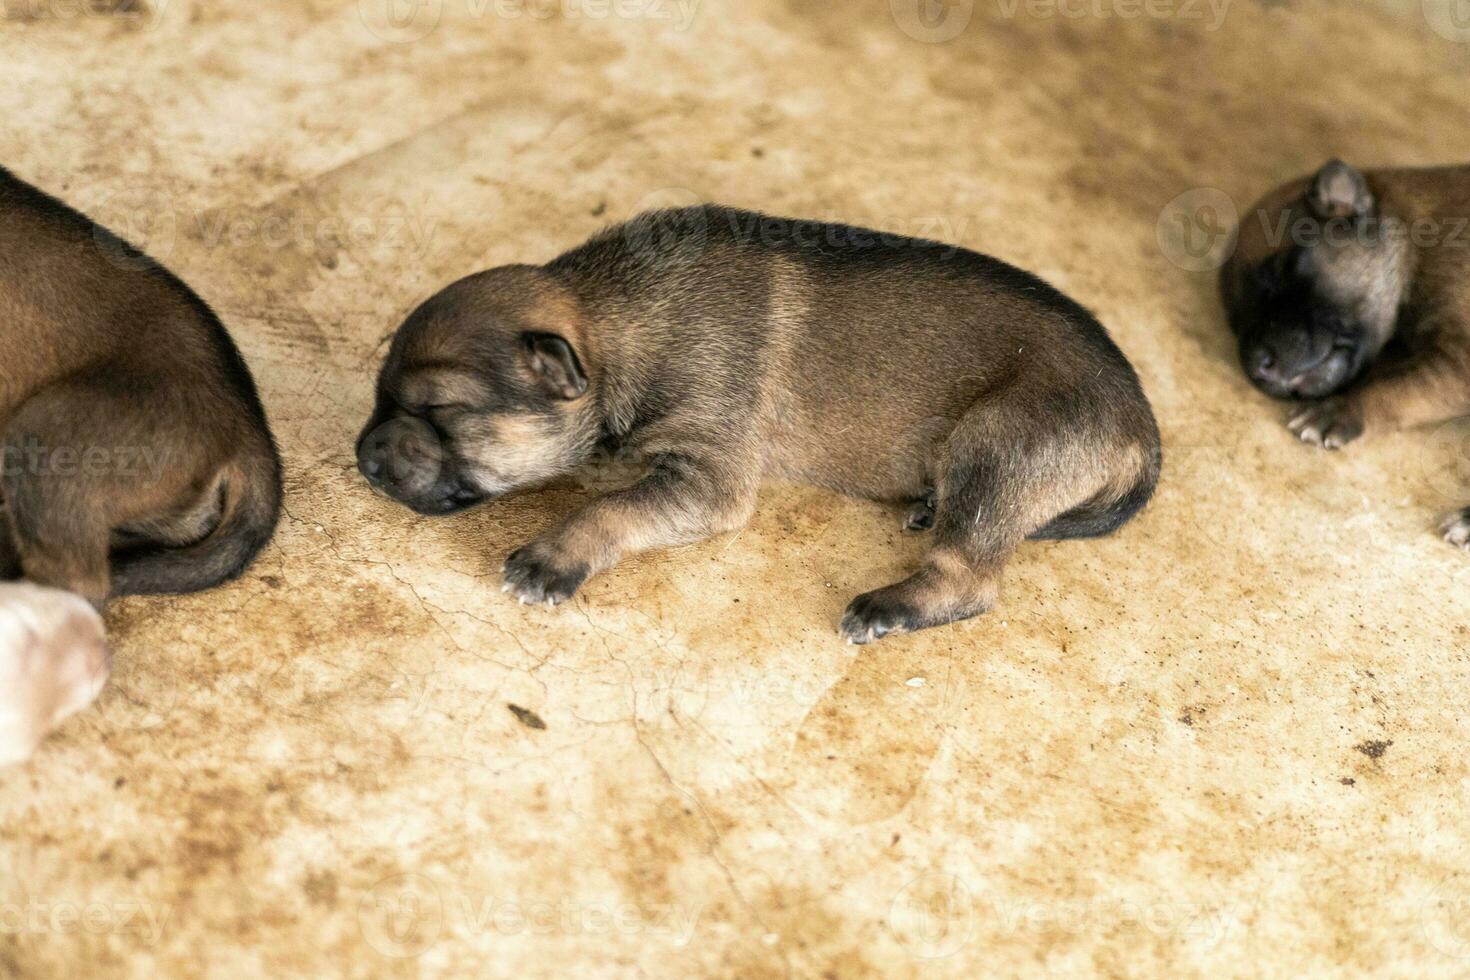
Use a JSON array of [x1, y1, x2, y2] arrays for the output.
[[0, 166, 282, 605], [783, 238, 1161, 644]]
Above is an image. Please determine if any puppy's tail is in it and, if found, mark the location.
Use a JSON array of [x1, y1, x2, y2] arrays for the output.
[[1029, 440, 1161, 542], [110, 443, 282, 597]]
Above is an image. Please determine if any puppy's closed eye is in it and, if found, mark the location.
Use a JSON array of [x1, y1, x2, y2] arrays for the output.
[[1253, 261, 1282, 298], [1254, 247, 1308, 300], [392, 368, 492, 416]]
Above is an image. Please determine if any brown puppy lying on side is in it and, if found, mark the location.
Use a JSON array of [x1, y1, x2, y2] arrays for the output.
[[358, 206, 1160, 644], [0, 165, 281, 763], [1222, 160, 1470, 546]]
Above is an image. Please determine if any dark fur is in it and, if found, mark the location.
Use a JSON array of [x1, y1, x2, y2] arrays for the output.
[[0, 165, 281, 605], [359, 206, 1160, 642], [1222, 161, 1470, 547]]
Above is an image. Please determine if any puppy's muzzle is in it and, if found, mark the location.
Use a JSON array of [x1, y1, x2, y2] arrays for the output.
[[1242, 328, 1360, 400], [358, 416, 441, 494], [357, 416, 485, 515]]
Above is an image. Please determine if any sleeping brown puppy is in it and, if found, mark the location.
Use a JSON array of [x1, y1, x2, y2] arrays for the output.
[[357, 206, 1160, 644], [0, 165, 282, 607], [1222, 160, 1470, 547]]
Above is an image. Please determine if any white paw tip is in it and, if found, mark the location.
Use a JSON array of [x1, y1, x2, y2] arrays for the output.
[[1441, 517, 1470, 548]]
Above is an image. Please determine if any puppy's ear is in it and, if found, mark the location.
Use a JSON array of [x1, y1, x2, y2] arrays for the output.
[[521, 333, 588, 400], [1307, 159, 1375, 220]]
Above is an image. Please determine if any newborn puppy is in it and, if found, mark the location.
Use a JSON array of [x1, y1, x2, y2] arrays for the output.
[[0, 165, 282, 605], [0, 583, 108, 767], [1222, 160, 1470, 546], [358, 206, 1161, 643]]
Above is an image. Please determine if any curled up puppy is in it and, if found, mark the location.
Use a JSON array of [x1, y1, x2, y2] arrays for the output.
[[1222, 160, 1470, 547], [0, 165, 281, 759], [358, 206, 1161, 644]]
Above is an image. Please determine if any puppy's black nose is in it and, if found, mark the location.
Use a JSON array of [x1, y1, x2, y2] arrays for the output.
[[1247, 346, 1279, 383], [356, 416, 444, 499]]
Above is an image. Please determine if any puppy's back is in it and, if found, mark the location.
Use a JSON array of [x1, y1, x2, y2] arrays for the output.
[[562, 206, 1137, 370], [556, 205, 1152, 433]]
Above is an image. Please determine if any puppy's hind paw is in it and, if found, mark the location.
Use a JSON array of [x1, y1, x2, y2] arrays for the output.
[[1440, 507, 1470, 551], [839, 588, 927, 646], [501, 545, 589, 607]]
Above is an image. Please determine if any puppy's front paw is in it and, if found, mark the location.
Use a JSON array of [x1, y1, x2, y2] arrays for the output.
[[1440, 507, 1470, 551], [839, 588, 926, 646], [1287, 398, 1364, 450], [501, 544, 589, 607]]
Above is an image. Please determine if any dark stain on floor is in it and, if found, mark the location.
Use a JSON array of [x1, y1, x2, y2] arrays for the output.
[[1356, 739, 1393, 760], [508, 704, 547, 730]]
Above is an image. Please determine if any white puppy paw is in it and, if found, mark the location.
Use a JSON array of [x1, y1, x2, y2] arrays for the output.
[[1287, 397, 1364, 450], [1441, 507, 1470, 551], [0, 584, 109, 767]]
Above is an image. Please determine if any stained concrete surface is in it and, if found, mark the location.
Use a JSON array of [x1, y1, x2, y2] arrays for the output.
[[2, 0, 1470, 976]]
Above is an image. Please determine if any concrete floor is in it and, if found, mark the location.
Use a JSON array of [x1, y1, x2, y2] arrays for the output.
[[3, 0, 1470, 976]]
